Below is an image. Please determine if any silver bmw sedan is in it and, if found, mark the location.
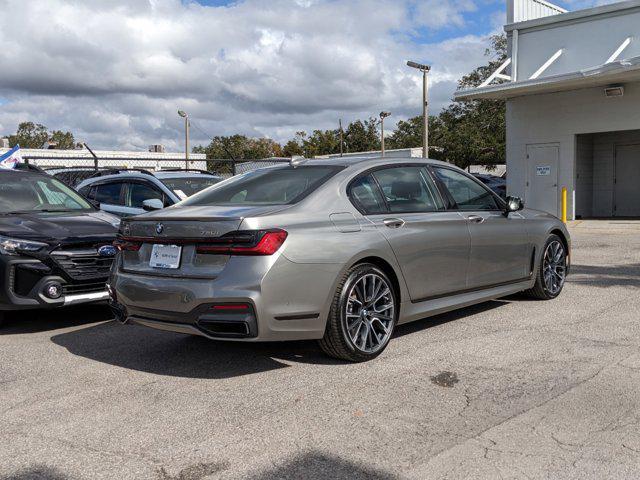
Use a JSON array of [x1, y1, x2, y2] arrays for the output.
[[109, 157, 570, 362]]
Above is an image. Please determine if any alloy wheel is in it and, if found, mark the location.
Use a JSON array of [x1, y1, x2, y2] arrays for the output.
[[543, 240, 566, 295], [344, 273, 395, 354]]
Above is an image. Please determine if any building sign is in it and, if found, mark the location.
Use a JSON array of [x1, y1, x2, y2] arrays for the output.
[[536, 166, 551, 176]]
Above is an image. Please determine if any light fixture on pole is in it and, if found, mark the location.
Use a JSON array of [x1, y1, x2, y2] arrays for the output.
[[178, 110, 190, 169], [406, 61, 431, 159], [379, 111, 391, 157]]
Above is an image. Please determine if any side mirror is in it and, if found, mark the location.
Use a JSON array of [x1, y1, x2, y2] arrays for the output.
[[88, 199, 101, 210], [142, 198, 164, 211], [505, 196, 524, 215]]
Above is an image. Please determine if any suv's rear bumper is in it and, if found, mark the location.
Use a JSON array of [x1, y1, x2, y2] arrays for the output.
[[110, 254, 342, 341]]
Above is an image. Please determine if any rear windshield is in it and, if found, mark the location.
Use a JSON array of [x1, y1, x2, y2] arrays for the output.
[[0, 173, 93, 214], [159, 176, 222, 199], [179, 166, 341, 206]]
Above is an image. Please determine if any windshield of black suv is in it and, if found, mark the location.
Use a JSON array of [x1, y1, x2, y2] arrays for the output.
[[159, 176, 222, 199], [0, 173, 94, 214], [179, 166, 341, 206]]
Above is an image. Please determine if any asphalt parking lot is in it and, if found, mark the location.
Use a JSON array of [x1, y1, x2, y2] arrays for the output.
[[1, 220, 639, 480]]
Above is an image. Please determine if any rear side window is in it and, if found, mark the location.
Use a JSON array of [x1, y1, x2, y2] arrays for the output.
[[94, 182, 124, 205], [180, 166, 341, 206], [372, 166, 443, 213], [433, 167, 499, 211], [349, 175, 386, 214]]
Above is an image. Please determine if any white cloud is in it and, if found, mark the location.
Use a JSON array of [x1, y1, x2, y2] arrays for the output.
[[0, 0, 496, 150]]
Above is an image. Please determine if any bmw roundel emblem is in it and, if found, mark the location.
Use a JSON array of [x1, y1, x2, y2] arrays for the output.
[[98, 245, 117, 257], [155, 223, 164, 235]]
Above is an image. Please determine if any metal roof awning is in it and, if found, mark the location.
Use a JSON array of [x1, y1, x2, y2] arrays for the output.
[[455, 55, 640, 100]]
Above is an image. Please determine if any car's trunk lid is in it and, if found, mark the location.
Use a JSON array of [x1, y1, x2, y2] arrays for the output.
[[119, 205, 285, 278]]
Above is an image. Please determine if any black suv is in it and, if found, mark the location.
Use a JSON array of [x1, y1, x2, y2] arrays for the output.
[[0, 165, 120, 325]]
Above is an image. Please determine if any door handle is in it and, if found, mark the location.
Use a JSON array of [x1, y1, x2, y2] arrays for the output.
[[383, 218, 405, 228], [467, 215, 485, 224]]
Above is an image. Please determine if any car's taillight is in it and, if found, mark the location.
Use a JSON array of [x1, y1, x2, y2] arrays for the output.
[[196, 229, 287, 256], [113, 238, 142, 252]]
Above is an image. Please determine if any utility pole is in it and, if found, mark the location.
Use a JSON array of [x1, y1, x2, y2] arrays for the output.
[[406, 61, 431, 158], [339, 118, 344, 157], [178, 110, 190, 169], [379, 111, 391, 157]]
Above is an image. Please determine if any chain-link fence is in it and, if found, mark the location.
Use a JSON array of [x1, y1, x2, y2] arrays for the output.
[[20, 152, 292, 187]]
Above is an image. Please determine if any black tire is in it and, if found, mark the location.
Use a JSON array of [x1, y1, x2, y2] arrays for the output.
[[319, 263, 398, 362], [0, 311, 5, 328], [525, 234, 567, 300]]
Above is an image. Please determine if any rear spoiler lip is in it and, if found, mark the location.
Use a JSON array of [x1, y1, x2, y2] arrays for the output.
[[124, 216, 243, 222]]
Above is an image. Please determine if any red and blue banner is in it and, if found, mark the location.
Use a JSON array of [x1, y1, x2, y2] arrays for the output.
[[0, 145, 22, 169]]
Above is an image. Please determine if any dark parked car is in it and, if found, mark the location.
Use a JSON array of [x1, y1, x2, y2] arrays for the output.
[[0, 166, 120, 326], [473, 173, 506, 199]]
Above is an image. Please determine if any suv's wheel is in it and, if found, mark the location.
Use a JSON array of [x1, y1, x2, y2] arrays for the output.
[[526, 234, 567, 300], [319, 263, 397, 362]]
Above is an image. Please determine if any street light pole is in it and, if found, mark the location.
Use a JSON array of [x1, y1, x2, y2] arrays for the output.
[[407, 61, 431, 159], [379, 111, 391, 157], [178, 110, 189, 169], [339, 118, 344, 157]]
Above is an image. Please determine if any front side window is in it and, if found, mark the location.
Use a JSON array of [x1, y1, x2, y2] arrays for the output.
[[371, 166, 443, 213], [126, 182, 164, 208], [433, 167, 499, 211], [180, 166, 341, 206], [0, 174, 93, 213], [94, 182, 124, 205]]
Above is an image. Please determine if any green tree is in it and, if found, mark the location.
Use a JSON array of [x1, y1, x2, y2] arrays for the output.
[[49, 130, 76, 149], [282, 134, 305, 157], [386, 116, 441, 152], [344, 117, 379, 153], [8, 122, 49, 148], [194, 134, 283, 174]]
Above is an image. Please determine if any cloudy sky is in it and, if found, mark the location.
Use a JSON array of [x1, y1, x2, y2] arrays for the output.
[[0, 0, 615, 151]]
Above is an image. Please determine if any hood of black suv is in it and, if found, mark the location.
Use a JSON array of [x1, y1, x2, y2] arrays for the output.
[[0, 210, 119, 246]]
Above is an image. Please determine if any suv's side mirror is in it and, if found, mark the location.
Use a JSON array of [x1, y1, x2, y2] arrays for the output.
[[505, 196, 524, 215], [88, 199, 101, 210], [142, 198, 164, 211]]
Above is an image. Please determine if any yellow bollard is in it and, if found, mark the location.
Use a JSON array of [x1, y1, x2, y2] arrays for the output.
[[561, 187, 567, 223]]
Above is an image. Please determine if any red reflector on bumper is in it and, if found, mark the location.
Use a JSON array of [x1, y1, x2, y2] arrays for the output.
[[210, 304, 250, 311]]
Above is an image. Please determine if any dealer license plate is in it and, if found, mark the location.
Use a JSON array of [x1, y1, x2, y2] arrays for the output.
[[150, 244, 182, 269]]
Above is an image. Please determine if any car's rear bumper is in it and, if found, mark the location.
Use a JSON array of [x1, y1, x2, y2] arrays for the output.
[[110, 253, 342, 341]]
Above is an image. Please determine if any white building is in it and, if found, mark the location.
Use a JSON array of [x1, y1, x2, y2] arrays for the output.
[[0, 147, 207, 171], [456, 0, 640, 219]]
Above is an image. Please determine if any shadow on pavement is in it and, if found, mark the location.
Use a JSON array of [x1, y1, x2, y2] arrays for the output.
[[49, 300, 511, 380], [50, 319, 340, 380], [5, 453, 396, 480], [246, 452, 397, 480], [0, 304, 112, 335], [4, 465, 71, 480], [567, 263, 640, 288]]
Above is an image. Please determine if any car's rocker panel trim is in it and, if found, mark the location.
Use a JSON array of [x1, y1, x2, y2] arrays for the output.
[[410, 276, 533, 304]]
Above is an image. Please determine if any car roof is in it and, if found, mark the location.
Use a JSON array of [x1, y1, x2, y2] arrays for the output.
[[247, 157, 453, 171], [0, 168, 47, 178], [153, 171, 222, 179], [79, 171, 157, 183]]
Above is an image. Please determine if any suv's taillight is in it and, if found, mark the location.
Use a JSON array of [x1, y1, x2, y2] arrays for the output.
[[196, 229, 287, 256]]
